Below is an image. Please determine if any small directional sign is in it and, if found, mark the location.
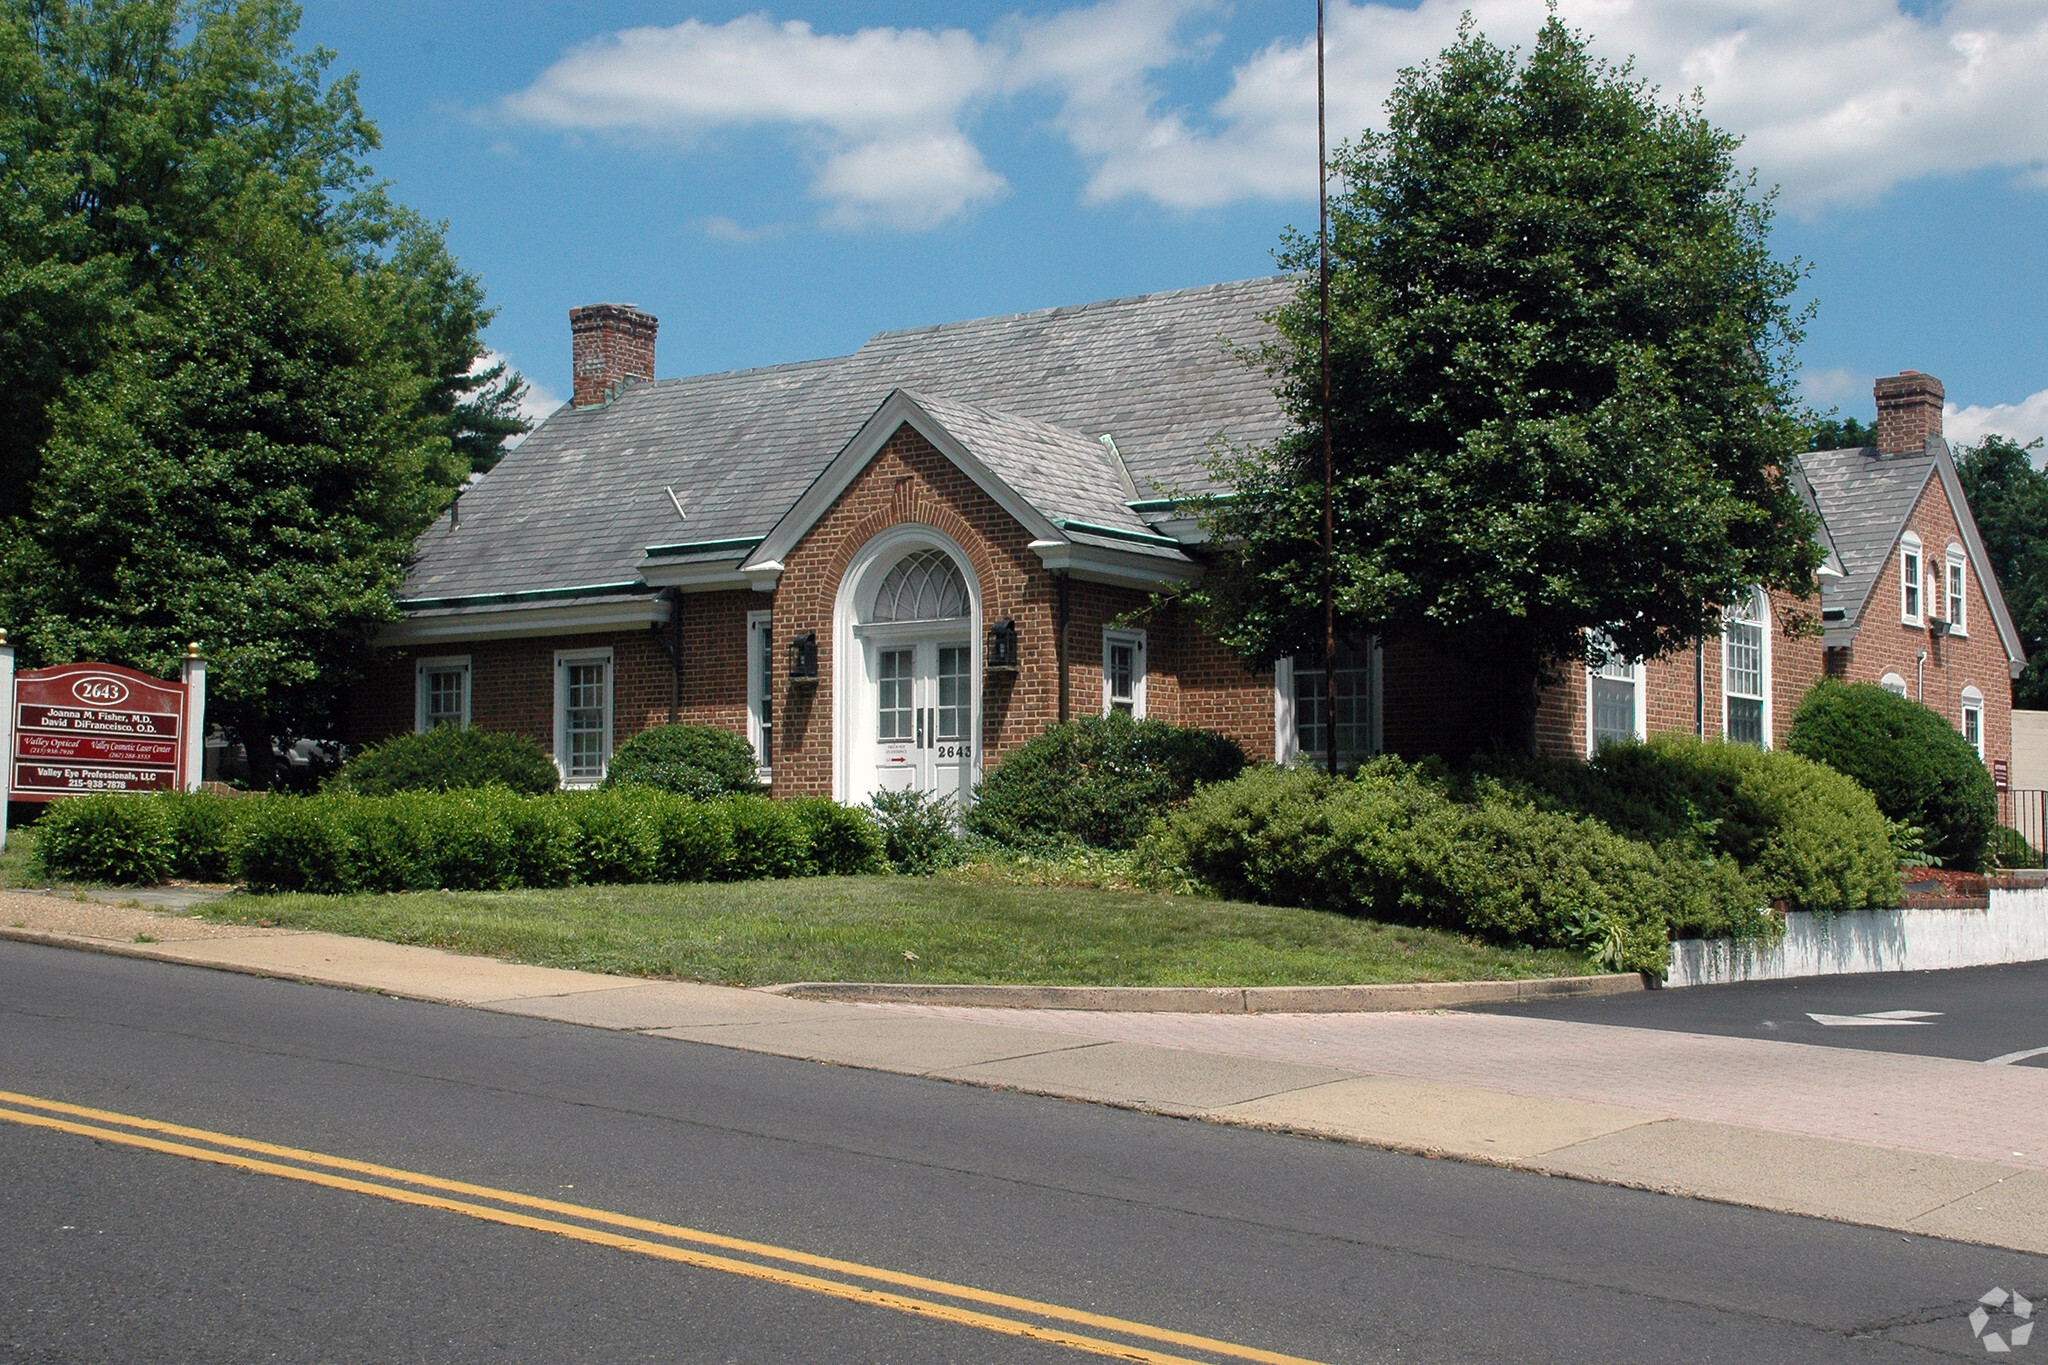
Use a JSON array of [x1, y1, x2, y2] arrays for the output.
[[1806, 1009, 1943, 1027]]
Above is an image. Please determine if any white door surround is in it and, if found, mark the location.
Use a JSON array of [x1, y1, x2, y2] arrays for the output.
[[833, 525, 984, 806]]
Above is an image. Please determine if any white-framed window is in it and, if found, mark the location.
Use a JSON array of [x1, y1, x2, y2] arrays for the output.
[[1587, 646, 1644, 754], [1900, 532, 1924, 625], [1103, 628, 1146, 718], [554, 647, 613, 787], [1723, 588, 1771, 747], [1279, 648, 1379, 768], [1946, 546, 1968, 635], [747, 610, 773, 777], [415, 656, 471, 733], [1880, 672, 1908, 698], [1962, 686, 1985, 759]]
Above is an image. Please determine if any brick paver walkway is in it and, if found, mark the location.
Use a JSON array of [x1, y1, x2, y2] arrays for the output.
[[872, 1004, 2048, 1171]]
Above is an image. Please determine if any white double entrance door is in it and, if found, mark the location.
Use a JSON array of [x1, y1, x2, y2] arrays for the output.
[[869, 637, 971, 802]]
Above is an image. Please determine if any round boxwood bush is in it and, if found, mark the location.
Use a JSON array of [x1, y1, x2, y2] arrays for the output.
[[339, 726, 559, 797], [36, 794, 177, 885], [604, 724, 760, 799], [967, 714, 1247, 850], [1788, 681, 1997, 870]]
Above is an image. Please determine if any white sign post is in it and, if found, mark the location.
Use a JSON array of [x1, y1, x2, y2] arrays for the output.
[[0, 629, 12, 852], [181, 643, 207, 792]]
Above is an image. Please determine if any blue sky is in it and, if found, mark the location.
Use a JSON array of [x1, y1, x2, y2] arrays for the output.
[[298, 0, 2048, 447]]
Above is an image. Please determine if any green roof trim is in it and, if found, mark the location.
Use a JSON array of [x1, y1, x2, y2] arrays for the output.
[[1050, 518, 1184, 548], [643, 536, 764, 560], [398, 581, 656, 612], [1126, 492, 1235, 515]]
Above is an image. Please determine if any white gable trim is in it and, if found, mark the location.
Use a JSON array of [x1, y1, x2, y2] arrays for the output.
[[744, 389, 1063, 574], [1930, 439, 2027, 676]]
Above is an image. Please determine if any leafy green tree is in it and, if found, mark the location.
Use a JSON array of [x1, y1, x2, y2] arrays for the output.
[[1805, 412, 1876, 451], [1957, 434, 2048, 708], [1187, 19, 1821, 754], [0, 0, 527, 783]]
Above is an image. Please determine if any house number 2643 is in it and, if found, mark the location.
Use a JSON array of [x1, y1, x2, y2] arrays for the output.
[[937, 744, 969, 759]]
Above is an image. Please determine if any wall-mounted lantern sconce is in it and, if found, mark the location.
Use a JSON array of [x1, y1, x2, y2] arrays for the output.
[[987, 618, 1019, 672], [789, 631, 819, 682]]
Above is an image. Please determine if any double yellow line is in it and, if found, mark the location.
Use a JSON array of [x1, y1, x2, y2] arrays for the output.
[[0, 1089, 1325, 1365]]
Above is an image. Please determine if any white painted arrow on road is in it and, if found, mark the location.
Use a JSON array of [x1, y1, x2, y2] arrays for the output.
[[1806, 1010, 1943, 1027]]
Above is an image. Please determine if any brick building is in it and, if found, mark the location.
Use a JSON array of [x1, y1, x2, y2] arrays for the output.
[[354, 283, 2024, 801]]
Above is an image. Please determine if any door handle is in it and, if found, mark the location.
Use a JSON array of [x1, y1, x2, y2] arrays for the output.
[[917, 707, 926, 749]]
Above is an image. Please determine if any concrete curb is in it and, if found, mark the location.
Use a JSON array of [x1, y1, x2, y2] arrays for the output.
[[757, 972, 1648, 1013]]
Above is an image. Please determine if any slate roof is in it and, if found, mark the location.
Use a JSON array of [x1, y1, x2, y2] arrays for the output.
[[1797, 443, 1938, 628], [402, 277, 1290, 604]]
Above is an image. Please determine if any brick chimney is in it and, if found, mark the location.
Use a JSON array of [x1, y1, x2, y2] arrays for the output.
[[570, 304, 658, 408], [1874, 371, 1944, 454]]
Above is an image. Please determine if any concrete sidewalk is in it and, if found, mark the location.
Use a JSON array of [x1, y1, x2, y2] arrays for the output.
[[5, 888, 2045, 1259]]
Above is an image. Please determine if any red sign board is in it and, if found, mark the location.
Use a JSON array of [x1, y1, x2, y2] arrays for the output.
[[10, 663, 188, 801], [1994, 758, 2011, 792]]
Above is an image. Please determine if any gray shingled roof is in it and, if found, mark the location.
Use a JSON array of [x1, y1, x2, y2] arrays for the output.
[[402, 277, 1290, 603], [1797, 444, 1936, 628]]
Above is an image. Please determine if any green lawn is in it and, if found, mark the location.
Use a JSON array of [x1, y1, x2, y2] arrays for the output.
[[196, 875, 1595, 987], [0, 826, 42, 889]]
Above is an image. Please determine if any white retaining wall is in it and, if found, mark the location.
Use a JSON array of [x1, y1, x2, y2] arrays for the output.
[[1668, 887, 2048, 988]]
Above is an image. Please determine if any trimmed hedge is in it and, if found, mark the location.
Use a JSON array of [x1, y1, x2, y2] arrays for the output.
[[604, 724, 762, 799], [1482, 734, 1902, 913], [967, 714, 1246, 850], [338, 725, 559, 797], [1140, 761, 1749, 974], [1788, 681, 1998, 871], [39, 788, 882, 893]]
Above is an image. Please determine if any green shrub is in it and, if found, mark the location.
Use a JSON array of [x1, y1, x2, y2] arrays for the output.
[[867, 789, 963, 875], [36, 794, 177, 885], [156, 791, 251, 882], [1482, 735, 1900, 912], [604, 725, 761, 799], [1143, 756, 1787, 975], [237, 796, 358, 894], [1987, 825, 2042, 871], [339, 726, 559, 797], [722, 795, 809, 880], [559, 790, 659, 885], [644, 794, 732, 883], [967, 714, 1247, 850], [787, 797, 886, 876], [1788, 681, 1998, 870], [504, 796, 581, 888]]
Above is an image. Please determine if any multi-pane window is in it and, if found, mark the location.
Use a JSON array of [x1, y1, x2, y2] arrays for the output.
[[416, 658, 469, 732], [1590, 655, 1640, 751], [1947, 552, 1967, 633], [1293, 659, 1374, 767], [1962, 688, 1985, 759], [877, 648, 913, 741], [1724, 590, 1766, 746], [1103, 630, 1145, 717], [748, 612, 773, 771], [556, 652, 611, 785], [1901, 534, 1924, 623], [936, 646, 969, 743]]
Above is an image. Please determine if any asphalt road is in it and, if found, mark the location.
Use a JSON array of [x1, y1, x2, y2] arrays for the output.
[[2, 941, 2043, 1364], [1470, 959, 2048, 1064]]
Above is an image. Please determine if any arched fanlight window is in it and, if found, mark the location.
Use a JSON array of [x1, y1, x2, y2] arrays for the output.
[[869, 549, 968, 623]]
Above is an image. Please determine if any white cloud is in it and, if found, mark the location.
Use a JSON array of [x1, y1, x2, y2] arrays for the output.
[[470, 351, 561, 451], [1057, 0, 2048, 213], [1946, 390, 2048, 453], [699, 215, 787, 243], [1800, 367, 1867, 409], [503, 14, 1006, 229], [501, 1, 2048, 227]]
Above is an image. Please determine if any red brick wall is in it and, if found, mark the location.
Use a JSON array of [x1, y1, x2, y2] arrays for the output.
[[1823, 475, 2013, 774], [348, 628, 678, 762]]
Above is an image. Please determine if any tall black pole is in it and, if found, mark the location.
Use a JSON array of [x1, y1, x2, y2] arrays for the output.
[[1319, 0, 1338, 777]]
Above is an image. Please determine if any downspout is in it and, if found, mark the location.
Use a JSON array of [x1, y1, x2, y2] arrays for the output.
[[1917, 648, 1927, 703], [1056, 572, 1071, 724], [1695, 638, 1705, 737]]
